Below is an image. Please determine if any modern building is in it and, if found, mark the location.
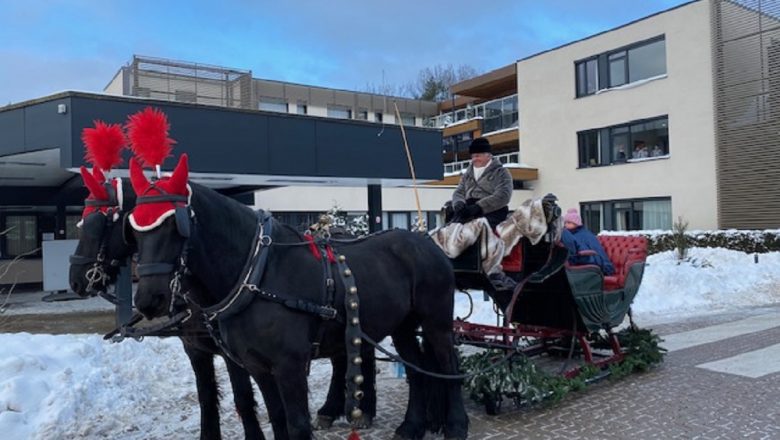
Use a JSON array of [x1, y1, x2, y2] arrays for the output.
[[516, 0, 779, 231], [428, 0, 779, 232]]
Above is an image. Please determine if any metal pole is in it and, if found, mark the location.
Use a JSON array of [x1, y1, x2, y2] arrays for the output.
[[367, 184, 383, 233]]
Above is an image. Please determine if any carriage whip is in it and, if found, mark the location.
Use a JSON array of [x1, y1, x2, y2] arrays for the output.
[[393, 101, 425, 231]]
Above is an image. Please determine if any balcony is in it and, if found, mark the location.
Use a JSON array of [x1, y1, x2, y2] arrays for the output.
[[425, 94, 519, 135]]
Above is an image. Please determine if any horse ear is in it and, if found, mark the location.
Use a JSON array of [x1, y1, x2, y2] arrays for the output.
[[129, 158, 150, 195], [80, 166, 107, 199], [169, 154, 189, 195]]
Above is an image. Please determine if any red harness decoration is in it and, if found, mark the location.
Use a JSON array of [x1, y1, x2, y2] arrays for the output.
[[303, 235, 337, 263], [128, 155, 190, 230]]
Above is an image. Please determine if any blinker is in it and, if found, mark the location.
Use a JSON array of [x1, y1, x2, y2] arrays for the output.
[[175, 206, 191, 238]]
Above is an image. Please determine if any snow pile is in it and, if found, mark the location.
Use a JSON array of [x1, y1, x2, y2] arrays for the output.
[[633, 247, 780, 321]]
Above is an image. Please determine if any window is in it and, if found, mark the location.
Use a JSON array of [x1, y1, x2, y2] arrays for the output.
[[577, 115, 669, 167], [2, 215, 38, 258], [576, 36, 666, 97], [576, 58, 599, 97], [296, 100, 308, 115], [65, 215, 81, 239], [356, 108, 368, 120], [374, 112, 383, 123], [175, 90, 197, 103], [328, 105, 352, 119], [134, 87, 151, 98], [259, 97, 288, 113], [581, 198, 671, 231], [399, 113, 416, 126]]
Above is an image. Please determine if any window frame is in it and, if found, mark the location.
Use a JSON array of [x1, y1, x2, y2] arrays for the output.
[[580, 196, 672, 232], [576, 35, 666, 98], [0, 212, 40, 259], [577, 115, 669, 168]]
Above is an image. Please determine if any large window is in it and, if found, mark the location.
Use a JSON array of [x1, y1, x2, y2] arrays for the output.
[[328, 105, 352, 119], [576, 36, 666, 97], [577, 116, 669, 167], [2, 215, 38, 258], [259, 97, 289, 113], [581, 198, 671, 232]]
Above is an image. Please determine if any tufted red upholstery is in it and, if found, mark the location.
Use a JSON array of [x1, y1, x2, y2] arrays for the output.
[[597, 235, 648, 290], [501, 243, 523, 272]]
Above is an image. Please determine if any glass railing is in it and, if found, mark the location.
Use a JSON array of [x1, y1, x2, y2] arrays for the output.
[[425, 94, 519, 132], [443, 151, 521, 175]]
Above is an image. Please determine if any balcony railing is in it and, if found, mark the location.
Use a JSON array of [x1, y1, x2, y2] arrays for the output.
[[425, 94, 519, 133], [443, 151, 521, 175]]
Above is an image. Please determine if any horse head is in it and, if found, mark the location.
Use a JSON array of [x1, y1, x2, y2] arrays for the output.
[[69, 166, 133, 297], [128, 154, 192, 319]]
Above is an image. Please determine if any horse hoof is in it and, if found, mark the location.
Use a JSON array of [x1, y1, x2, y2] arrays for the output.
[[351, 414, 373, 429], [312, 414, 334, 430]]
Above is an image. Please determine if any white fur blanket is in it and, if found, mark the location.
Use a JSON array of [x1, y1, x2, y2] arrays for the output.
[[430, 198, 554, 274]]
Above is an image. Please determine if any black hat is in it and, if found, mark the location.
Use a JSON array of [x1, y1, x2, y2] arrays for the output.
[[469, 137, 491, 155]]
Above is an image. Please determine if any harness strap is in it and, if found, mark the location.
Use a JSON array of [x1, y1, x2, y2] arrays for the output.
[[136, 194, 189, 204], [336, 253, 365, 424], [136, 262, 176, 276]]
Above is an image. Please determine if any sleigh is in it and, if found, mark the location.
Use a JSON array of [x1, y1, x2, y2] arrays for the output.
[[449, 206, 648, 412]]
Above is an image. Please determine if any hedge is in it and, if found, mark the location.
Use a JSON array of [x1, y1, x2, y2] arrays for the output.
[[599, 229, 780, 255]]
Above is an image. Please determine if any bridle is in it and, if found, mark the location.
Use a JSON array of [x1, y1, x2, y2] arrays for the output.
[[69, 186, 125, 300], [132, 186, 193, 315]]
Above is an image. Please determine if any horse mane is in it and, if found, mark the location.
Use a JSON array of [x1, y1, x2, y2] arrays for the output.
[[187, 182, 259, 298]]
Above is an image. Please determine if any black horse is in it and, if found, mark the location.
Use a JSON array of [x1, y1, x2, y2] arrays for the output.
[[68, 176, 268, 440], [128, 155, 468, 440], [69, 174, 378, 438]]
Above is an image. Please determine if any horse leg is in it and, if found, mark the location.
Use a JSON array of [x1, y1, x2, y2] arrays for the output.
[[182, 343, 222, 440], [314, 356, 346, 429], [390, 321, 427, 440], [253, 372, 289, 439], [274, 360, 313, 440], [222, 358, 263, 440], [420, 325, 469, 440]]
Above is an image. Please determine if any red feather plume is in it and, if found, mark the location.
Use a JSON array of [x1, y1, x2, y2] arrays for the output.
[[126, 107, 176, 168], [81, 121, 126, 171]]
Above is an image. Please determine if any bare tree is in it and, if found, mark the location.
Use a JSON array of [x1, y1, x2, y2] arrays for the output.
[[0, 226, 41, 317], [363, 64, 480, 101]]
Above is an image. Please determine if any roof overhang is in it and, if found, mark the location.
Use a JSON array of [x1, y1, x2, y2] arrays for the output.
[[450, 64, 517, 100]]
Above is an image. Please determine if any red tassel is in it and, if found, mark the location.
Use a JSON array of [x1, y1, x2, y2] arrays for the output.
[[325, 245, 337, 264], [126, 107, 176, 168], [303, 235, 322, 260], [81, 120, 126, 171], [347, 428, 361, 440]]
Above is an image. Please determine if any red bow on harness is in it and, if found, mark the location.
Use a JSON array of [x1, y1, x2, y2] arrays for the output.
[[303, 235, 336, 263]]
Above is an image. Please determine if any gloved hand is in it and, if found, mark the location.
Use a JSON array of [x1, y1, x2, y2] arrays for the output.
[[455, 204, 482, 223], [453, 201, 465, 214]]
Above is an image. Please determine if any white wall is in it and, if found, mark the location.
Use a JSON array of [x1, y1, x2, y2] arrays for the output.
[[517, 0, 718, 229]]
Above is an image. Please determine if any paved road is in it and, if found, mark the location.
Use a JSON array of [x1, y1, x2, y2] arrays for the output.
[[2, 296, 779, 439], [315, 306, 780, 440]]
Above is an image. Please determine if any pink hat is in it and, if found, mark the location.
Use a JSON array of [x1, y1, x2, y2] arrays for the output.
[[564, 208, 582, 226]]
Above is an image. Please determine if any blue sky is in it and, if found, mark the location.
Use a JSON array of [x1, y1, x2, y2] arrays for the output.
[[0, 0, 691, 105]]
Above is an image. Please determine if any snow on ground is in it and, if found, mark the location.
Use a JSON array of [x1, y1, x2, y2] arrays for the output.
[[1, 247, 779, 439]]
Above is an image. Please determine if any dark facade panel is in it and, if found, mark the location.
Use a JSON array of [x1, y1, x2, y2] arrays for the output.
[[62, 92, 442, 180], [0, 98, 71, 158]]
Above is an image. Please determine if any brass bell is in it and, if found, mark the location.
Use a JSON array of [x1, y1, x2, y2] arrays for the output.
[[339, 255, 346, 262], [353, 390, 364, 400], [344, 269, 352, 277], [351, 408, 363, 420], [351, 317, 360, 326], [349, 301, 359, 310], [349, 286, 358, 294], [353, 356, 363, 365], [353, 374, 364, 385], [352, 337, 362, 346]]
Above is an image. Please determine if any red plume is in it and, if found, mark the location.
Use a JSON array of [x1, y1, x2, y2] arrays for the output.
[[129, 158, 151, 196], [81, 121, 126, 171], [126, 107, 176, 168], [80, 166, 108, 200]]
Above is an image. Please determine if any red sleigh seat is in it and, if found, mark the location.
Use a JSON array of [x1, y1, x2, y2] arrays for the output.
[[596, 235, 647, 290]]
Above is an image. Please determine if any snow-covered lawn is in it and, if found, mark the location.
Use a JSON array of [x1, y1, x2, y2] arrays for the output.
[[1, 248, 779, 439]]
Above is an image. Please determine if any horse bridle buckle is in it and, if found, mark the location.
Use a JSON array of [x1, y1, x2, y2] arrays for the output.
[[319, 306, 337, 320]]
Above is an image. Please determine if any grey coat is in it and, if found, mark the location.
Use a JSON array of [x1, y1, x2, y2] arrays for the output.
[[452, 157, 513, 214]]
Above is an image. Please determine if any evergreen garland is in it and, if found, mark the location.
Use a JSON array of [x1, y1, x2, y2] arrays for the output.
[[460, 327, 665, 414]]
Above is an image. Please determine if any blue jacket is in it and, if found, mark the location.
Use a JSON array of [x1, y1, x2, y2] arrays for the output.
[[561, 227, 615, 275]]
